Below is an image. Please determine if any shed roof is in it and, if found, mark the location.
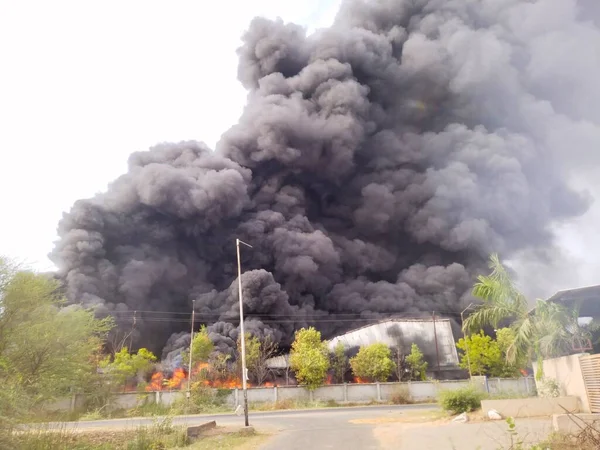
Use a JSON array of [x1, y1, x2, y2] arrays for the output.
[[547, 285, 600, 317], [266, 318, 460, 369]]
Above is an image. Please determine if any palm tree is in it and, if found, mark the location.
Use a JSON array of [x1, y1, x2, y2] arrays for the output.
[[463, 254, 593, 379]]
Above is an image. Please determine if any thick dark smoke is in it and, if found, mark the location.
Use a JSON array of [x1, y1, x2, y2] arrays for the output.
[[51, 0, 600, 356]]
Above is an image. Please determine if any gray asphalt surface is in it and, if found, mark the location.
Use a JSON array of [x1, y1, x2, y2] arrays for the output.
[[36, 404, 553, 449], [44, 403, 438, 431]]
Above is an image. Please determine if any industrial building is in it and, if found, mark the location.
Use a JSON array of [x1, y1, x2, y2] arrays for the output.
[[267, 318, 462, 381], [327, 318, 460, 369]]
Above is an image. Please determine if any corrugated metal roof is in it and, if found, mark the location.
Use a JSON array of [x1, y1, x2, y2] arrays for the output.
[[266, 318, 459, 369], [266, 354, 289, 369], [328, 318, 459, 367]]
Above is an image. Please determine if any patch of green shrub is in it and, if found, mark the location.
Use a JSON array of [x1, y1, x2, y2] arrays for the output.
[[169, 385, 232, 415], [438, 386, 484, 414]]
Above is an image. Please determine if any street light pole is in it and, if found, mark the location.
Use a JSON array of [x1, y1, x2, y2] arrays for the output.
[[461, 303, 474, 379], [187, 299, 195, 402], [236, 238, 252, 427]]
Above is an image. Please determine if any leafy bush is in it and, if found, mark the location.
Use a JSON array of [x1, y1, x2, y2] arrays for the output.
[[438, 386, 484, 414], [169, 384, 231, 415], [537, 377, 560, 398], [350, 343, 394, 382]]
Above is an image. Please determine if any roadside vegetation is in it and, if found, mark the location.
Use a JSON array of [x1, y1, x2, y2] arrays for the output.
[[496, 417, 598, 450], [2, 251, 599, 448], [463, 253, 599, 380], [9, 419, 267, 450]]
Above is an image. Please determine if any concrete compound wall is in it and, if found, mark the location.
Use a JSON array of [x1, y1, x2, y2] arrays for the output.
[[44, 395, 86, 412], [552, 413, 600, 433], [45, 377, 536, 412], [533, 354, 591, 413], [471, 376, 537, 397], [481, 397, 579, 418]]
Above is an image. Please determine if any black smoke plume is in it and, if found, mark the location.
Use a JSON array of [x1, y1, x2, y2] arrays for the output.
[[51, 0, 599, 356]]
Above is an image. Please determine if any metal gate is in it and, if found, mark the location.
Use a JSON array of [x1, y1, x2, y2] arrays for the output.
[[580, 354, 600, 413]]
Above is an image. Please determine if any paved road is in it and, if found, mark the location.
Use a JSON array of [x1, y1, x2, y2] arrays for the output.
[[39, 405, 553, 450], [44, 404, 437, 431]]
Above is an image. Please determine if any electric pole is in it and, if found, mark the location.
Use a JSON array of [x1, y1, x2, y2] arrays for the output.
[[461, 303, 474, 378], [432, 311, 440, 373], [236, 238, 252, 427], [187, 299, 196, 401]]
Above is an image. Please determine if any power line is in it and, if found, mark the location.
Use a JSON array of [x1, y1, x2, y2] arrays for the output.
[[105, 309, 464, 317], [106, 316, 462, 325]]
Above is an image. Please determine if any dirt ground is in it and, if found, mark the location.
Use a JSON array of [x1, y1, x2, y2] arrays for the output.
[[357, 410, 553, 450]]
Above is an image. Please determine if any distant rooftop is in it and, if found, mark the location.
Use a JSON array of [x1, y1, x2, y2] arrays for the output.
[[547, 285, 600, 317]]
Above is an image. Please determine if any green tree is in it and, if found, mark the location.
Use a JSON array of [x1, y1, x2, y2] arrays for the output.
[[210, 352, 232, 381], [289, 327, 330, 390], [405, 343, 428, 381], [462, 253, 592, 379], [350, 343, 394, 382], [456, 331, 502, 376], [0, 267, 113, 400], [182, 326, 214, 369], [237, 334, 278, 385], [457, 328, 523, 377], [235, 332, 259, 384], [100, 347, 157, 387], [493, 328, 525, 377], [331, 341, 348, 384], [0, 255, 19, 295]]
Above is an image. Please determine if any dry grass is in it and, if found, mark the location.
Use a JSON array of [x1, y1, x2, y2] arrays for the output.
[[184, 427, 268, 450], [8, 418, 189, 449], [390, 386, 413, 405]]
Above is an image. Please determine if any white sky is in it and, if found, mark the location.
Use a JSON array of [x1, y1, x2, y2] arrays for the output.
[[0, 0, 597, 298], [0, 0, 340, 270]]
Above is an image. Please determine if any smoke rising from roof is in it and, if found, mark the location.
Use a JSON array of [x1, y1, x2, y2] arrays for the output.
[[51, 0, 600, 355]]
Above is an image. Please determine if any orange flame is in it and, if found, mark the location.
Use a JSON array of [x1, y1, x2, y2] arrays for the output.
[[353, 376, 368, 384], [201, 377, 245, 389], [264, 381, 275, 387], [166, 368, 186, 389], [146, 372, 164, 391], [326, 374, 333, 385], [145, 360, 252, 391]]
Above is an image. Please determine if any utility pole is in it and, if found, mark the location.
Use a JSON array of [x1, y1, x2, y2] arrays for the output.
[[432, 311, 441, 374], [187, 299, 196, 401], [236, 238, 252, 427], [129, 310, 137, 350], [461, 303, 474, 379]]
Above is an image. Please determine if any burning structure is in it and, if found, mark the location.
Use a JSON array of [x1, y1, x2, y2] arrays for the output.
[[328, 318, 459, 370], [50, 0, 599, 360], [266, 318, 461, 383]]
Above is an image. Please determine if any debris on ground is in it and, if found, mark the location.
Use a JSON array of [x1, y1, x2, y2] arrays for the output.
[[452, 413, 468, 423], [487, 410, 502, 420]]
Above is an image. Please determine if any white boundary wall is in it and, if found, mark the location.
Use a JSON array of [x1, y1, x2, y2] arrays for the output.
[[46, 377, 536, 412]]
